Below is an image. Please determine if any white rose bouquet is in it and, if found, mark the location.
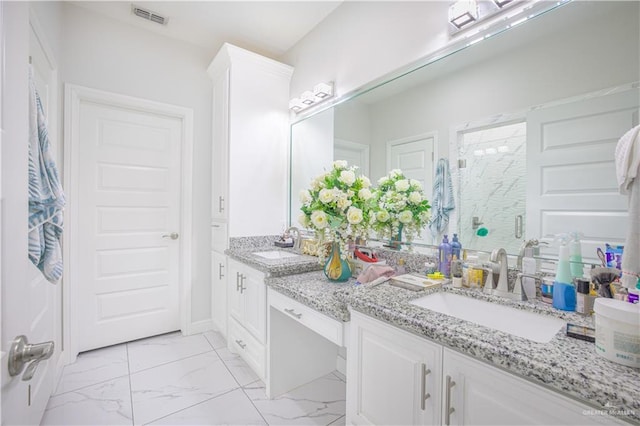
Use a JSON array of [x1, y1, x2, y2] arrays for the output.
[[299, 160, 374, 261], [371, 169, 431, 243]]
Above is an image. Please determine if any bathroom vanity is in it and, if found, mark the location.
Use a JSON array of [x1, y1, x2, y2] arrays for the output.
[[223, 242, 639, 425]]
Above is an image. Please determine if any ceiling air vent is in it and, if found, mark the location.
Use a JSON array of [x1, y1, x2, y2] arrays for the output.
[[131, 5, 168, 25]]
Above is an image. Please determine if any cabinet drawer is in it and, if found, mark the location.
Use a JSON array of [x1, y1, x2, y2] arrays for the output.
[[211, 221, 228, 252], [228, 317, 265, 380], [269, 289, 344, 346]]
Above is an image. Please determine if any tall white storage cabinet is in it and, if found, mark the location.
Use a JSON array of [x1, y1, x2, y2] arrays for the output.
[[207, 44, 293, 337]]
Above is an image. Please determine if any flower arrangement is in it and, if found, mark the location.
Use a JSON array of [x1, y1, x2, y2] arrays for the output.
[[371, 169, 431, 243], [299, 160, 374, 261]]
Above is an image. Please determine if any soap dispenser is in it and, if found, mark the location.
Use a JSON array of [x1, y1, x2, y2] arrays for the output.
[[552, 237, 576, 311]]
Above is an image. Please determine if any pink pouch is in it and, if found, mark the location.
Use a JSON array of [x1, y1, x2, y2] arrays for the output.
[[357, 264, 395, 284]]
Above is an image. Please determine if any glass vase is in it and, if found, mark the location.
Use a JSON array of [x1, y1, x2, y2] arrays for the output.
[[324, 241, 352, 282], [389, 223, 403, 250]]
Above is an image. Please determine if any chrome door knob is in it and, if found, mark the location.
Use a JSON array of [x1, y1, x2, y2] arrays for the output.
[[162, 232, 179, 240], [8, 335, 54, 381]]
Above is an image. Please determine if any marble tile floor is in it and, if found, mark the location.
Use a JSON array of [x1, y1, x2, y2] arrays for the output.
[[41, 331, 346, 426]]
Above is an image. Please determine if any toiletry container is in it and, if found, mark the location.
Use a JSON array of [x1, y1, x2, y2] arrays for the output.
[[594, 298, 640, 368], [451, 234, 462, 260], [575, 278, 595, 315], [552, 245, 576, 311], [438, 235, 452, 278], [451, 256, 463, 288]]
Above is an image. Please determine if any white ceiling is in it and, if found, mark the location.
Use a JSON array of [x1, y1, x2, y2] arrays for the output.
[[69, 1, 344, 59]]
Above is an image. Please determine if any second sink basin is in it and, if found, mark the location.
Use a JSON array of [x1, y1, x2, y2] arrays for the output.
[[253, 250, 300, 260], [410, 292, 565, 343]]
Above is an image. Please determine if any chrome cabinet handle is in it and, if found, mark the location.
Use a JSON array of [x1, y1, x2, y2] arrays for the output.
[[445, 375, 456, 425], [8, 335, 54, 381], [420, 363, 431, 411], [239, 274, 246, 293], [235, 339, 246, 349], [284, 308, 302, 319], [218, 263, 224, 279], [162, 232, 179, 240], [218, 196, 224, 213]]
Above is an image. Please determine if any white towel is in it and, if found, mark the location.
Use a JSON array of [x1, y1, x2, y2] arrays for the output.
[[615, 125, 640, 289], [429, 158, 455, 238], [28, 65, 65, 284]]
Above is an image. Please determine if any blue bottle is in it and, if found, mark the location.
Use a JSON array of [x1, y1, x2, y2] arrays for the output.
[[552, 245, 576, 311], [451, 234, 462, 260], [438, 235, 452, 278]]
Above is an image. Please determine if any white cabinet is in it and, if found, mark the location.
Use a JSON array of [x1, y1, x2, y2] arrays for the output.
[[227, 258, 267, 379], [207, 43, 293, 239], [347, 311, 442, 426], [207, 44, 291, 339], [211, 250, 227, 335], [347, 312, 628, 426], [442, 348, 626, 426]]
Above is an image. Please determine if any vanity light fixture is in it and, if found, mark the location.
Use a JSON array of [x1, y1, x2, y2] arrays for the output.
[[485, 147, 498, 155], [289, 82, 335, 114], [449, 0, 478, 29], [313, 82, 333, 99], [497, 145, 509, 153]]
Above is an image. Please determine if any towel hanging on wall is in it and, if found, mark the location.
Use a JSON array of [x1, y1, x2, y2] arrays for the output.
[[615, 124, 640, 289], [429, 158, 455, 238], [28, 65, 66, 284]]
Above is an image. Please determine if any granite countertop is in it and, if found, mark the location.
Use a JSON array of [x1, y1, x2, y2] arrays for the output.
[[225, 246, 323, 277], [262, 269, 639, 424], [266, 271, 356, 322]]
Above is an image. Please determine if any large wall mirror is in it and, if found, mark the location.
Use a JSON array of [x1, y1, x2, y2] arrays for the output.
[[290, 0, 639, 262]]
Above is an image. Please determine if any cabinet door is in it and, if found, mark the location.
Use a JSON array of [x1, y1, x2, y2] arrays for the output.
[[211, 251, 227, 336], [211, 68, 229, 221], [347, 311, 442, 426], [442, 349, 625, 425], [241, 265, 266, 343], [227, 260, 244, 324]]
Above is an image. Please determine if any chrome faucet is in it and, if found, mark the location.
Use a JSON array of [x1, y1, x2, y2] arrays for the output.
[[517, 239, 548, 270], [490, 248, 510, 297], [285, 226, 301, 250]]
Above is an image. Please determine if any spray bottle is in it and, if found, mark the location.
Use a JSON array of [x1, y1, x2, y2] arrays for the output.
[[569, 231, 584, 278], [552, 234, 576, 311], [451, 234, 462, 260]]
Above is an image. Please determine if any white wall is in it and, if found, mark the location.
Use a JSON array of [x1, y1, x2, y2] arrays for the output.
[[36, 3, 213, 323], [283, 1, 451, 99]]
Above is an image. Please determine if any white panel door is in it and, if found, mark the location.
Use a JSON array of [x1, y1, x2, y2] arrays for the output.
[[77, 101, 182, 352], [334, 138, 370, 176], [527, 88, 639, 263], [387, 135, 435, 243], [2, 4, 57, 424]]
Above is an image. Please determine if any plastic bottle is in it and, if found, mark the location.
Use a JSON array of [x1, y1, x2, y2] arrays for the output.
[[569, 231, 583, 278], [451, 234, 462, 260], [438, 235, 452, 278], [552, 239, 576, 311]]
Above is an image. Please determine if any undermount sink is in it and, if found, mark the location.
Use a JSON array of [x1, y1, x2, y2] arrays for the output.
[[410, 292, 565, 343], [253, 250, 300, 260]]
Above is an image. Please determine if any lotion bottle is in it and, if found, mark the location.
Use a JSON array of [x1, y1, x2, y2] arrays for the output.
[[438, 235, 452, 278]]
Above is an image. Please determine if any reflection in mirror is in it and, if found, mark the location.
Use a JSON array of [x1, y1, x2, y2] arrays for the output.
[[457, 121, 526, 254], [289, 0, 639, 261]]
